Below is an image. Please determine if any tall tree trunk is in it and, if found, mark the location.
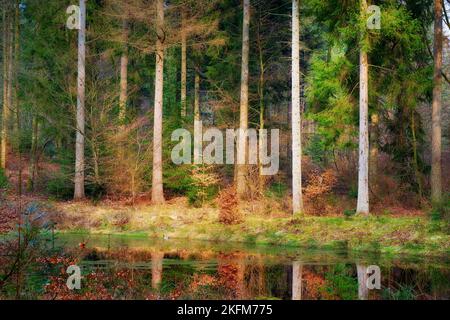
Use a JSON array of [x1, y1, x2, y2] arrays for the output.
[[194, 72, 200, 121], [118, 17, 129, 123], [356, 0, 370, 215], [74, 0, 86, 200], [29, 117, 38, 191], [14, 0, 21, 196], [431, 0, 442, 204], [236, 0, 250, 199], [292, 0, 303, 214], [181, 9, 187, 118], [1, 1, 10, 170], [257, 7, 266, 193], [292, 261, 303, 300], [152, 0, 165, 204], [193, 71, 202, 163]]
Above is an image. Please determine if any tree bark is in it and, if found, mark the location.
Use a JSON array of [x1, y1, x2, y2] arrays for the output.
[[118, 16, 129, 123], [236, 0, 250, 199], [369, 114, 378, 181], [74, 0, 86, 200], [29, 117, 38, 190], [257, 7, 266, 193], [292, 0, 303, 214], [194, 71, 200, 122], [14, 0, 21, 196], [181, 9, 187, 118], [357, 0, 370, 215], [1, 1, 10, 170], [431, 0, 442, 204], [152, 0, 165, 204]]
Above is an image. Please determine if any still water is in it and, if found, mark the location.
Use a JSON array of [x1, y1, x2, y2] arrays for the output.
[[4, 234, 450, 300]]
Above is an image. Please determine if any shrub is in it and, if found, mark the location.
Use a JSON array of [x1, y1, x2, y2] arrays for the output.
[[45, 172, 74, 200], [0, 168, 8, 189], [304, 169, 338, 215], [265, 181, 288, 199], [188, 165, 220, 207], [218, 187, 241, 225]]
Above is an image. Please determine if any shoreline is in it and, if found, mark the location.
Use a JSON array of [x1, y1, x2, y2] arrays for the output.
[[46, 201, 450, 259]]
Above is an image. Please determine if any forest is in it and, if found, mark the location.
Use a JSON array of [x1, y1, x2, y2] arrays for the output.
[[0, 0, 449, 301]]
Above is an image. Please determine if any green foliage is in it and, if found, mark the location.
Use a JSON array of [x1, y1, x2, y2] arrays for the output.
[[265, 182, 288, 199], [382, 285, 416, 300], [45, 172, 74, 200], [343, 209, 356, 218], [324, 264, 358, 300], [0, 169, 8, 189], [305, 134, 329, 166]]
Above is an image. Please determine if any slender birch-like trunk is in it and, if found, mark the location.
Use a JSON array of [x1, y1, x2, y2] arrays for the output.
[[356, 0, 370, 215], [118, 17, 129, 123], [181, 10, 187, 118], [29, 117, 38, 190], [369, 114, 378, 180], [74, 0, 86, 200], [1, 1, 10, 170], [236, 0, 250, 198], [291, 0, 303, 214], [194, 72, 200, 122], [257, 8, 266, 192], [152, 0, 165, 204], [14, 0, 21, 195], [431, 0, 442, 204]]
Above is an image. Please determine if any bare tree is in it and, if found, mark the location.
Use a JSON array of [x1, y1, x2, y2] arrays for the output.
[[236, 0, 250, 199], [152, 0, 165, 204], [356, 0, 370, 215], [181, 8, 187, 117], [74, 0, 87, 199], [431, 0, 443, 204], [1, 0, 11, 170], [292, 0, 303, 214]]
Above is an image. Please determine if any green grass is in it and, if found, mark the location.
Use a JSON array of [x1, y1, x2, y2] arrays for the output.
[[50, 202, 450, 258]]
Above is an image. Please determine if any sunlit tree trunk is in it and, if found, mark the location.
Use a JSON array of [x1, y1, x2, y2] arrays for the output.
[[118, 17, 129, 123], [236, 0, 250, 199], [292, 0, 303, 214], [74, 0, 86, 200], [357, 0, 369, 215], [292, 261, 303, 300], [431, 0, 442, 204], [1, 1, 10, 170], [181, 9, 187, 118], [152, 0, 165, 204]]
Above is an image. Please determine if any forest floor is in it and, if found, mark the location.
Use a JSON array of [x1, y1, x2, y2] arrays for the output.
[[30, 197, 449, 259]]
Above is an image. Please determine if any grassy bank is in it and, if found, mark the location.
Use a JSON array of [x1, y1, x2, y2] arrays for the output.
[[47, 200, 450, 259]]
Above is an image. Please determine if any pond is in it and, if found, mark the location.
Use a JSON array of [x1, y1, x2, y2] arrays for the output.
[[1, 233, 449, 300]]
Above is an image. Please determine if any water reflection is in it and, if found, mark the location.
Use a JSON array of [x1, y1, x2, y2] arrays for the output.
[[0, 234, 449, 300]]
